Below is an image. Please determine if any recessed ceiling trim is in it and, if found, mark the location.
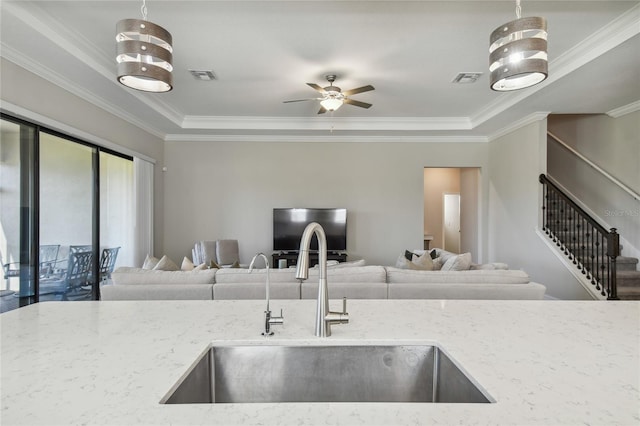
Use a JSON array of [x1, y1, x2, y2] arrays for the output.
[[1, 43, 167, 140], [181, 116, 472, 131], [607, 100, 640, 118], [164, 133, 489, 143], [487, 111, 550, 142], [3, 1, 184, 127], [471, 3, 640, 129], [0, 100, 157, 163]]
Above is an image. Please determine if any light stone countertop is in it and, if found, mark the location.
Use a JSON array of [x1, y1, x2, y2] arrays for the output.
[[1, 299, 638, 425]]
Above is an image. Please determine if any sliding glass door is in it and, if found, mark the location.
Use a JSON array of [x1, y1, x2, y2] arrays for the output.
[[0, 114, 135, 311], [0, 117, 37, 312], [39, 132, 97, 301]]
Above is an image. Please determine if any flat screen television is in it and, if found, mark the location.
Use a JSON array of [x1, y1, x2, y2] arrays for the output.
[[273, 208, 347, 252]]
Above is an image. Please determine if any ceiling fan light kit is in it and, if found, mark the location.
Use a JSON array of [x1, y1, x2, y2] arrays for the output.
[[116, 0, 173, 93], [489, 0, 548, 91], [284, 74, 375, 114]]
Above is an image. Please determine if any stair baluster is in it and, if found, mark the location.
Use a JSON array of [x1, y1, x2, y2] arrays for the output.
[[539, 174, 620, 300]]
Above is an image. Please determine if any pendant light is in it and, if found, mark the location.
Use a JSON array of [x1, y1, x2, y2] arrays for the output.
[[489, 0, 547, 91], [116, 0, 173, 92]]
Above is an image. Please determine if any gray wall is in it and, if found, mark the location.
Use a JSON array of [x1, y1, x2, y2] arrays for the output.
[[0, 58, 166, 256], [163, 141, 490, 266], [488, 120, 590, 300], [548, 113, 640, 259]]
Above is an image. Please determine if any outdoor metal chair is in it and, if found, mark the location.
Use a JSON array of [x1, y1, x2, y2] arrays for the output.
[[39, 251, 93, 300], [2, 244, 61, 288], [98, 247, 120, 283], [69, 245, 92, 254]]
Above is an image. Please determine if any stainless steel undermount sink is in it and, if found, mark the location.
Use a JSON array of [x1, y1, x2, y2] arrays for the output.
[[161, 345, 493, 404]]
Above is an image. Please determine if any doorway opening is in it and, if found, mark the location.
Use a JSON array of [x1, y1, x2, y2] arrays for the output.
[[423, 168, 480, 256]]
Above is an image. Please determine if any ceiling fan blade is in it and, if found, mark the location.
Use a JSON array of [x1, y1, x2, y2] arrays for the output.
[[317, 106, 327, 114], [342, 85, 375, 96], [307, 83, 327, 93], [283, 98, 317, 103], [344, 98, 372, 109]]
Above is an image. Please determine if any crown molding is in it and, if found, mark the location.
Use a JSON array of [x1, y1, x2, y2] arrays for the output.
[[164, 133, 489, 143], [181, 115, 472, 131], [2, 1, 183, 128], [487, 112, 550, 142], [471, 3, 640, 129], [1, 43, 167, 140], [607, 100, 640, 118], [0, 100, 157, 164]]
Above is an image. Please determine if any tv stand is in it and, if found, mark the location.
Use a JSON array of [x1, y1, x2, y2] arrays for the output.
[[272, 252, 347, 268]]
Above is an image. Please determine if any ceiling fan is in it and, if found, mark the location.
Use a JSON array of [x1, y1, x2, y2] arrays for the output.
[[283, 75, 375, 114]]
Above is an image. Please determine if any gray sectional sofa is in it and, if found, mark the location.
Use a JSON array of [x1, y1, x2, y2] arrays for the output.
[[101, 264, 546, 301]]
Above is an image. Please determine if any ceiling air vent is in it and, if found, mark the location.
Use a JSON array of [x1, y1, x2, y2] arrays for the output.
[[189, 70, 217, 81], [452, 72, 483, 84]]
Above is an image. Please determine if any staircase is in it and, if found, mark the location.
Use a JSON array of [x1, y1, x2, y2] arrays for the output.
[[617, 263, 640, 300], [540, 174, 640, 300]]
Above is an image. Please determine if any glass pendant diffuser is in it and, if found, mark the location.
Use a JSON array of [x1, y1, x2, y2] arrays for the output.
[[320, 97, 344, 111], [489, 1, 547, 91], [116, 2, 173, 93]]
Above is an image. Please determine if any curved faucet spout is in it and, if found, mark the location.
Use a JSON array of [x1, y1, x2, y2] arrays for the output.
[[249, 252, 271, 309], [296, 222, 348, 337], [249, 253, 283, 336], [295, 222, 327, 282]]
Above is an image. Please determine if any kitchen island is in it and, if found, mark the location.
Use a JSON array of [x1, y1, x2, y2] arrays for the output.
[[1, 299, 638, 425]]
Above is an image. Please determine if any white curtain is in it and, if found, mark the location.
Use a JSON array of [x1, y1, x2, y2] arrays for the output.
[[133, 157, 154, 267]]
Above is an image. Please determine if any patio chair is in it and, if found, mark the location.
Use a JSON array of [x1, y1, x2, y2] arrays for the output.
[[39, 244, 61, 278], [39, 251, 93, 301], [2, 245, 61, 288], [69, 245, 92, 254], [98, 247, 120, 283]]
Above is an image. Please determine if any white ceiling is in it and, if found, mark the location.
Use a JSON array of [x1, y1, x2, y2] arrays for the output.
[[1, 1, 639, 142]]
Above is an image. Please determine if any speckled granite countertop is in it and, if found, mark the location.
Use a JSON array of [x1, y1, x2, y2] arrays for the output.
[[1, 299, 638, 425]]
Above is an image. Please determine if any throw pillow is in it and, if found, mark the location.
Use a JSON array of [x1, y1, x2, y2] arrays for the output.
[[142, 254, 159, 270], [429, 249, 438, 259], [432, 257, 444, 270], [411, 251, 434, 270], [395, 254, 432, 270], [404, 250, 414, 261], [209, 260, 222, 269], [193, 263, 208, 271], [230, 261, 240, 268], [441, 252, 473, 271], [153, 255, 179, 271], [329, 259, 366, 268], [181, 256, 195, 271]]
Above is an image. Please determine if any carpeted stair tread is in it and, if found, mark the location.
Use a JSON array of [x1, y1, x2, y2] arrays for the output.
[[616, 270, 640, 287]]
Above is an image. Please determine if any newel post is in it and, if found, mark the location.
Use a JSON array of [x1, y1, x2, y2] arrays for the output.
[[607, 228, 620, 300]]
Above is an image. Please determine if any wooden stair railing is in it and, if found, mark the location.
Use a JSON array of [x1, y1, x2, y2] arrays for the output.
[[539, 174, 620, 300]]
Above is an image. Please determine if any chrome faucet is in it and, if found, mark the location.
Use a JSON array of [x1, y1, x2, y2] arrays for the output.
[[249, 253, 284, 336], [295, 222, 349, 337]]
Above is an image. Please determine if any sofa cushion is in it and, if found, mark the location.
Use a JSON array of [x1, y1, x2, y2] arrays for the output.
[[142, 254, 160, 270], [301, 281, 388, 299], [385, 268, 530, 284], [153, 255, 179, 271], [441, 252, 472, 271], [213, 282, 300, 300], [215, 268, 298, 283], [101, 284, 213, 300], [387, 282, 546, 300], [181, 257, 195, 271], [111, 268, 216, 285], [307, 266, 387, 283]]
